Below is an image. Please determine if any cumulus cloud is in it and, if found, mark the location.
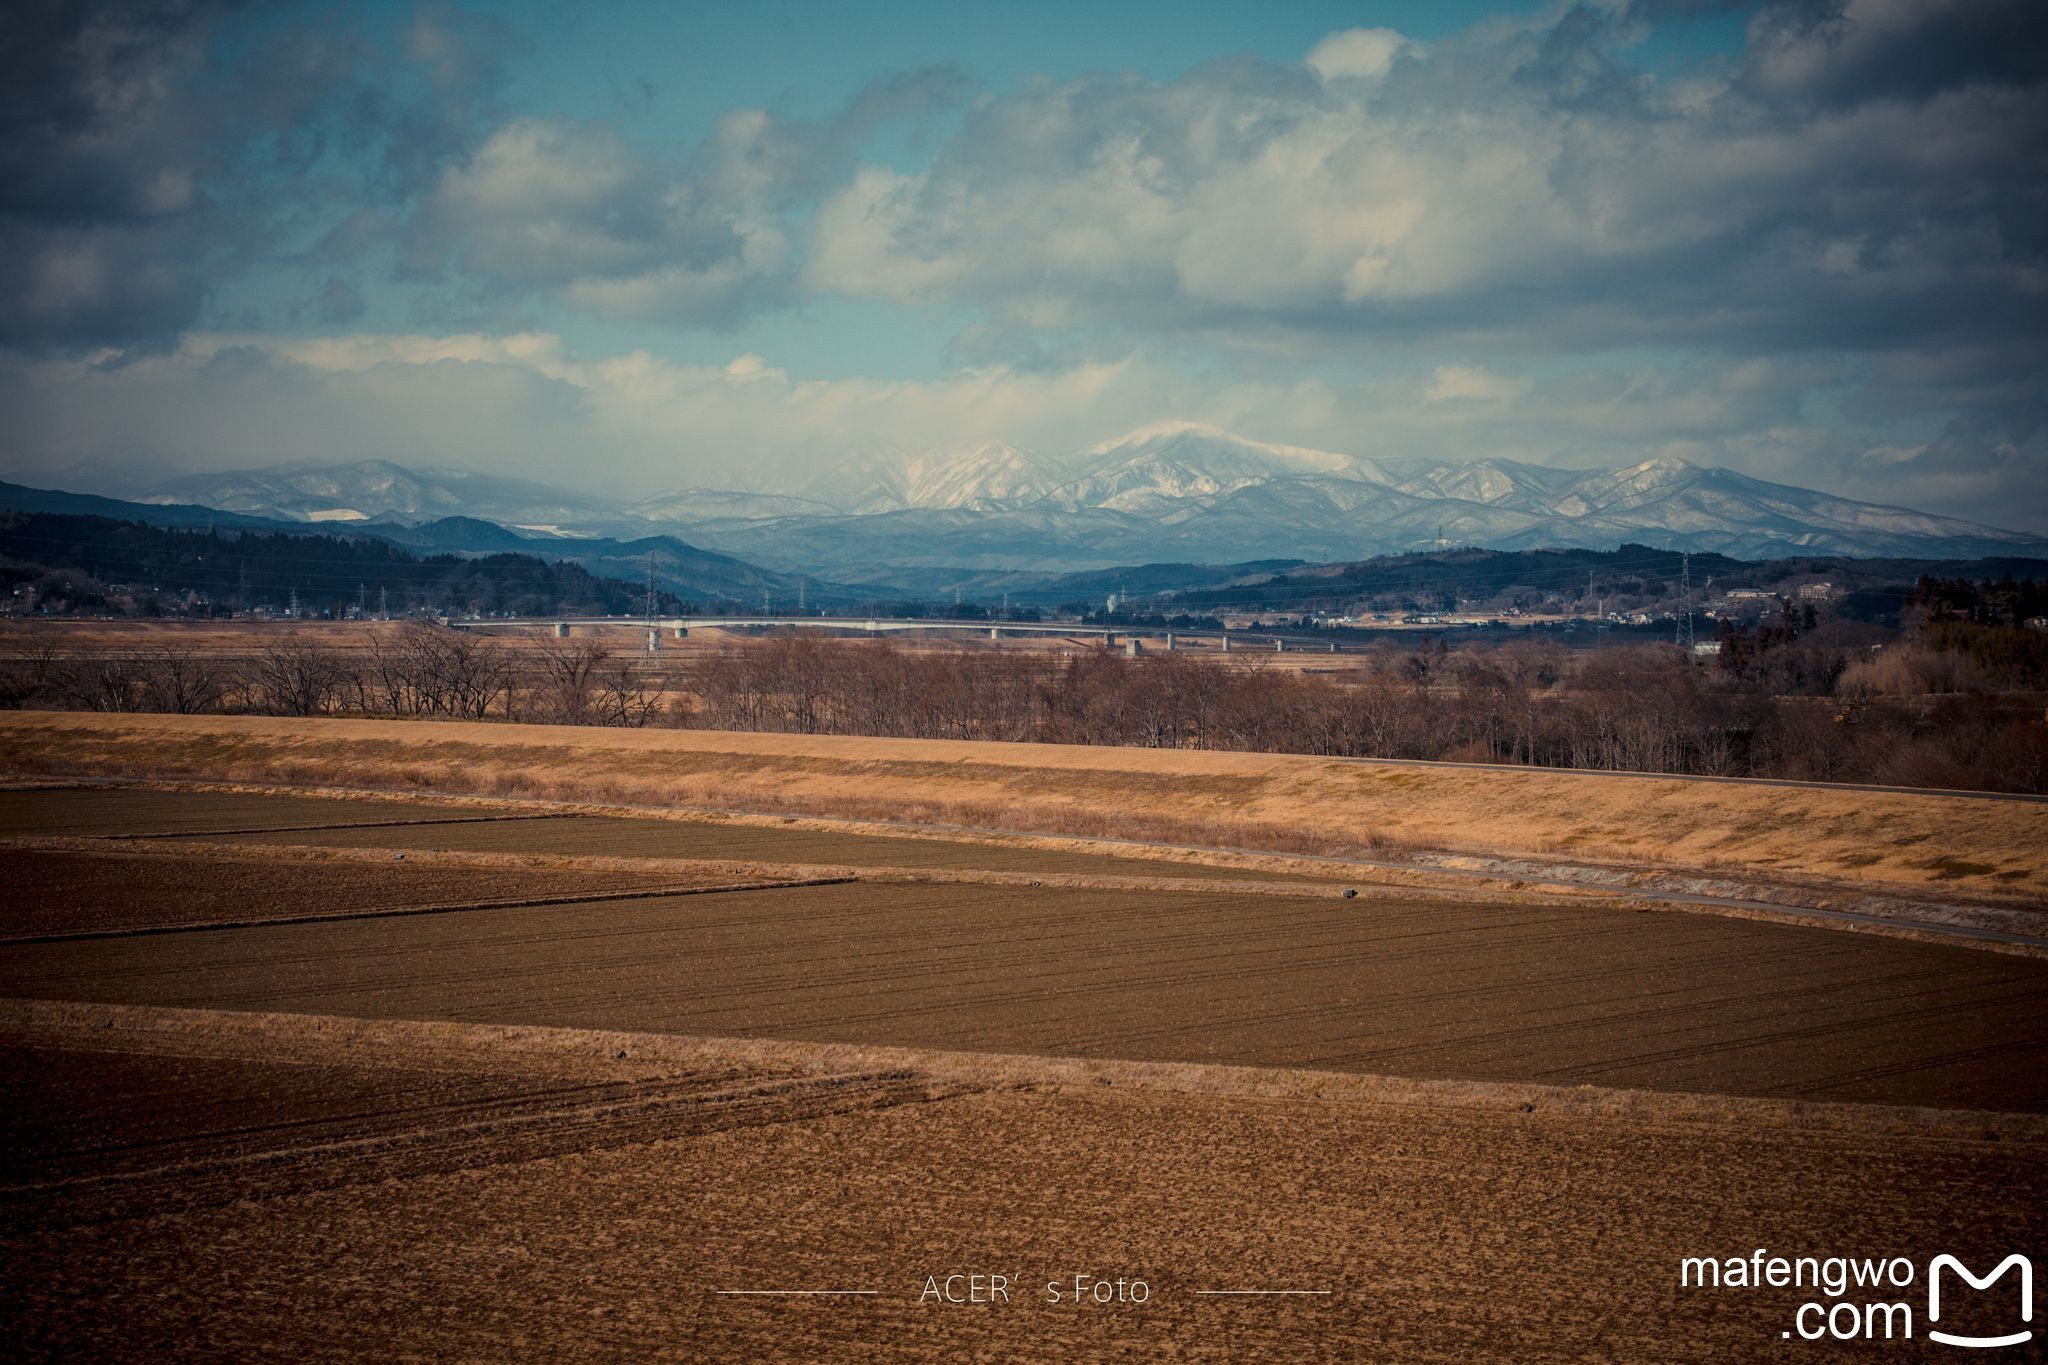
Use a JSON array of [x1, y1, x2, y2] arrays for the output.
[[4, 1, 2043, 529], [803, 0, 2045, 361], [406, 67, 967, 324], [1306, 28, 1411, 81]]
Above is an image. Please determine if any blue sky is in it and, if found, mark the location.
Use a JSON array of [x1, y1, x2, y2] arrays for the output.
[[2, 0, 2042, 527]]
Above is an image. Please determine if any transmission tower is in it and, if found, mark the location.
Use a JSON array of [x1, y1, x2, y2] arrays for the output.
[[644, 552, 658, 654], [797, 579, 806, 613], [1677, 553, 1694, 651]]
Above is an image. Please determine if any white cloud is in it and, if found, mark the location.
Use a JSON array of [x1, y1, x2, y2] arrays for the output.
[[1306, 28, 1410, 82]]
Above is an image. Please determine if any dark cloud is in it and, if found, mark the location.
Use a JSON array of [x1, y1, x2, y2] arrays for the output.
[[0, 0, 226, 349], [0, 0, 517, 352], [1742, 0, 2048, 107]]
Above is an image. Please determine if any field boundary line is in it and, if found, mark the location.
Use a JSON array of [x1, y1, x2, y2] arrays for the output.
[[0, 877, 859, 945], [114, 812, 570, 841]]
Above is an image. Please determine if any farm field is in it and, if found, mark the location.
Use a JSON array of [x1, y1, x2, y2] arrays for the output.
[[3, 810, 2045, 1107], [201, 811, 1333, 879], [6, 711, 2044, 902], [3, 1005, 2042, 1361], [3, 785, 1330, 883], [0, 785, 495, 838], [3, 780, 2045, 1358], [0, 850, 704, 938]]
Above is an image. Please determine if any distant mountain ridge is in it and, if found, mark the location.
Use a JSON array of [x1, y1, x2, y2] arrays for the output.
[[31, 423, 2047, 588]]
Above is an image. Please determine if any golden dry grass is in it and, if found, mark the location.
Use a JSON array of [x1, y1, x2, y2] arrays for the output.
[[1, 709, 2042, 901]]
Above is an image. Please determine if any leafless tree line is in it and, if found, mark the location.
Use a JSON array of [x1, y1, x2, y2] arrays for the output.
[[0, 622, 665, 727], [3, 627, 2042, 791]]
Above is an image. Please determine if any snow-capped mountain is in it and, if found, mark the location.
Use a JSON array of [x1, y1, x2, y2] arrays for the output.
[[797, 440, 1067, 513], [684, 430, 2046, 577], [140, 460, 622, 530], [105, 427, 2048, 584]]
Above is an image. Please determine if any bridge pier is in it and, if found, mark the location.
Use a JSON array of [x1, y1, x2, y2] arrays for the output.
[[1164, 632, 1175, 651], [553, 622, 570, 638]]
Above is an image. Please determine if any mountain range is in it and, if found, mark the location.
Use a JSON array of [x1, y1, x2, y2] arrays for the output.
[[32, 423, 2048, 592]]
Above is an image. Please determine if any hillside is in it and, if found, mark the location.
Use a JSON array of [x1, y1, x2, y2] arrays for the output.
[[0, 513, 674, 617]]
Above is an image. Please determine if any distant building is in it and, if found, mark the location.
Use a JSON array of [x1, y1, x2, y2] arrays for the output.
[[1795, 582, 1834, 601], [1725, 588, 1773, 600], [1692, 641, 1722, 658]]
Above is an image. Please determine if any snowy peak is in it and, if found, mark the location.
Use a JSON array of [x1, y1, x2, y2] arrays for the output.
[[140, 460, 620, 526], [1084, 422, 1364, 479], [798, 440, 1068, 513], [901, 442, 1065, 510], [1042, 423, 1369, 514], [103, 425, 2048, 573]]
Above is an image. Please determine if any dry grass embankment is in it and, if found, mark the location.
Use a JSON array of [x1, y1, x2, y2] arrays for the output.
[[1, 710, 2042, 902]]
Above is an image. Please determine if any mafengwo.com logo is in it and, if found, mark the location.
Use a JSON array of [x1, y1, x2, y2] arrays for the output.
[[1679, 1251, 2032, 1346]]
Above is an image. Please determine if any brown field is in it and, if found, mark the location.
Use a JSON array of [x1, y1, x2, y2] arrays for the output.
[[5, 814, 2044, 1109], [4, 770, 2043, 1358], [4, 1004, 2043, 1361], [3, 711, 2043, 907], [0, 784, 493, 837], [199, 811, 1334, 880], [0, 850, 705, 939]]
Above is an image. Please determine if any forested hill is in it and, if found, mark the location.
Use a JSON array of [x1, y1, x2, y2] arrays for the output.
[[0, 512, 683, 617], [1163, 544, 2048, 619]]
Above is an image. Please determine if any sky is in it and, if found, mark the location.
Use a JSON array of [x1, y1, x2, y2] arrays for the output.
[[1, 0, 2044, 528]]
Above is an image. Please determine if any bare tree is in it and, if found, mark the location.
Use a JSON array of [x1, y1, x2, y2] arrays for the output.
[[251, 640, 347, 716]]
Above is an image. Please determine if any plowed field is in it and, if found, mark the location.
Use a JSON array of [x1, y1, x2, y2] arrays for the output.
[[3, 1009, 2040, 1362]]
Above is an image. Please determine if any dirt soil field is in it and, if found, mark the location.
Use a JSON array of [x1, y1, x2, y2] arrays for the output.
[[8, 874, 2045, 1110], [3, 1005, 2041, 1362], [0, 784, 506, 837], [202, 811, 1333, 880], [5, 768, 2042, 1360], [0, 850, 700, 938], [3, 712, 2041, 903]]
